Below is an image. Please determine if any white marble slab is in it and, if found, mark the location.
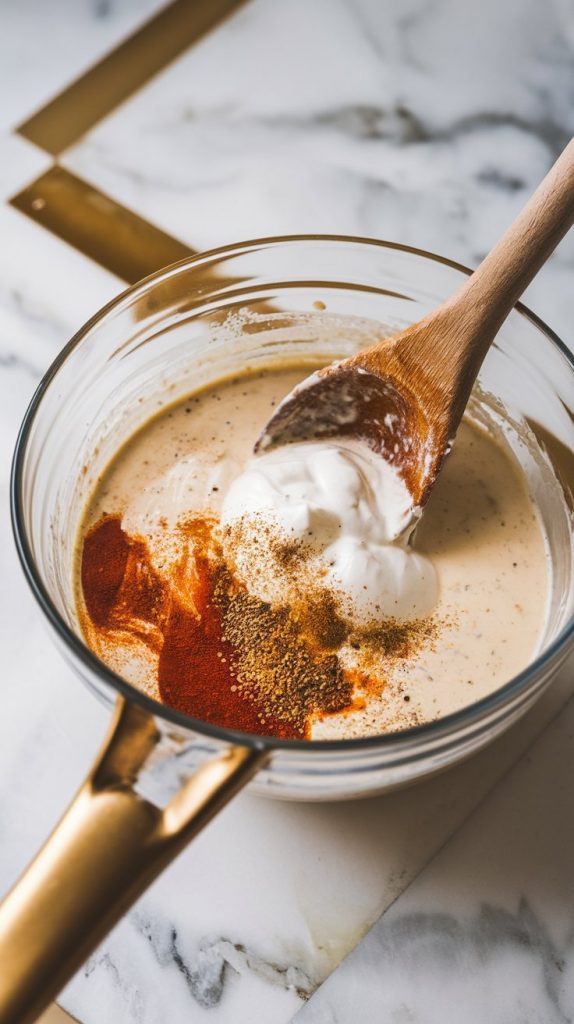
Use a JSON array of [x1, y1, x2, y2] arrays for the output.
[[63, 0, 574, 341], [1, 1, 574, 1022], [295, 684, 574, 1023], [0, 135, 51, 200]]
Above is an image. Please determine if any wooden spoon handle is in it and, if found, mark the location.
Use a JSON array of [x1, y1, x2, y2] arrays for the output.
[[451, 137, 574, 349]]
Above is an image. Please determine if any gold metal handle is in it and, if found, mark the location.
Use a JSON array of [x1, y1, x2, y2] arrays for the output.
[[0, 698, 267, 1024]]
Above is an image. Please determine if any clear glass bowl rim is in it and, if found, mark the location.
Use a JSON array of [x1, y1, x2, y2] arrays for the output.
[[10, 233, 574, 753]]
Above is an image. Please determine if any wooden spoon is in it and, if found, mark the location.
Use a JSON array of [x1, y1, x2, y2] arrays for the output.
[[256, 139, 574, 511]]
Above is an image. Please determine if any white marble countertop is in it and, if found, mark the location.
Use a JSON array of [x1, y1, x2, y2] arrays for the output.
[[1, 2, 574, 1022]]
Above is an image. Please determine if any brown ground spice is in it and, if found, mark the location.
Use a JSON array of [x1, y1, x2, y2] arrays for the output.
[[291, 590, 349, 652], [81, 512, 442, 739], [353, 617, 440, 666], [214, 572, 353, 735]]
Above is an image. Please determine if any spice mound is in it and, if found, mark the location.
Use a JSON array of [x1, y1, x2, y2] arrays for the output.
[[80, 513, 439, 739]]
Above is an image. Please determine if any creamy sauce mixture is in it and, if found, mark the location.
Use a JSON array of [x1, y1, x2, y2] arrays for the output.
[[76, 367, 550, 739]]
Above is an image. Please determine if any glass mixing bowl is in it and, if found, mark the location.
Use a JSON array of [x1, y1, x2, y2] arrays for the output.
[[3, 236, 574, 1023]]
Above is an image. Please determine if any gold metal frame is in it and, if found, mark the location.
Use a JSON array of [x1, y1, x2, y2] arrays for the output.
[[0, 699, 266, 1024], [11, 168, 194, 284], [10, 0, 247, 283], [18, 0, 247, 156]]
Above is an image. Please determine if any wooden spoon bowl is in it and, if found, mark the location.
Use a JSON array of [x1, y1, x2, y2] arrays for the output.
[[256, 362, 434, 506]]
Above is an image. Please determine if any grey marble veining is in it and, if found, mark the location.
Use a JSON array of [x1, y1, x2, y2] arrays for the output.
[[63, 0, 574, 339], [129, 912, 316, 1006]]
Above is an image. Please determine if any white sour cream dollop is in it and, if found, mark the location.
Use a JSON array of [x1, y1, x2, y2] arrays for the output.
[[221, 440, 438, 624]]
